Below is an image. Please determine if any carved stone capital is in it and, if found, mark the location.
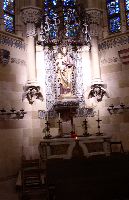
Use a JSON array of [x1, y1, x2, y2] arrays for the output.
[[20, 7, 42, 36], [20, 6, 42, 25], [22, 82, 44, 104], [86, 9, 103, 37]]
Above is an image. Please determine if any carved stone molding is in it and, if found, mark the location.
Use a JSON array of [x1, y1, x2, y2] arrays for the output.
[[11, 58, 27, 65], [22, 82, 44, 105], [0, 49, 10, 65], [100, 56, 120, 66], [0, 32, 25, 50], [20, 6, 42, 25], [99, 33, 129, 51], [86, 9, 103, 37]]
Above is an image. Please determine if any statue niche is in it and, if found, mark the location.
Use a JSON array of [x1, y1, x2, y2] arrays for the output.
[[54, 47, 79, 122], [56, 48, 76, 101]]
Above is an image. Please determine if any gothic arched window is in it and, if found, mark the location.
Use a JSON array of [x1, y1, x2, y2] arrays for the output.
[[125, 0, 129, 27], [3, 0, 15, 33], [106, 0, 121, 33]]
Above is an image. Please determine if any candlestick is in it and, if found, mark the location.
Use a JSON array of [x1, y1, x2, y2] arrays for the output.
[[59, 112, 60, 120], [43, 120, 52, 139], [83, 118, 90, 137], [57, 118, 62, 137], [47, 112, 48, 121]]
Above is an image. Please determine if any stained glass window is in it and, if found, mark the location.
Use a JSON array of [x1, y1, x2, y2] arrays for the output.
[[125, 0, 129, 11], [106, 0, 121, 33], [43, 0, 79, 40], [63, 0, 75, 7], [63, 0, 79, 38], [3, 0, 15, 33], [125, 0, 129, 27], [44, 0, 57, 39]]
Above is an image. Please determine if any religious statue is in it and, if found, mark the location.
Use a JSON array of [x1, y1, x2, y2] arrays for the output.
[[56, 47, 75, 100]]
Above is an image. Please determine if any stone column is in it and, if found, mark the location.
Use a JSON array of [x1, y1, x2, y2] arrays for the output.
[[120, 1, 126, 33], [20, 6, 43, 104], [86, 9, 103, 84], [86, 9, 109, 102], [0, 1, 5, 31]]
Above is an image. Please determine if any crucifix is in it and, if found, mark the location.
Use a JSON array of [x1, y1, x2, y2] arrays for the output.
[[96, 110, 103, 136]]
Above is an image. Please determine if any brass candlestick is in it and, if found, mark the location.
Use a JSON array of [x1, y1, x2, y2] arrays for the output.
[[44, 120, 52, 139], [83, 118, 90, 136], [57, 119, 63, 137]]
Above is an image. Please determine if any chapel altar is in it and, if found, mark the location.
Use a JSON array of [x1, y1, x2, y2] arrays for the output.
[[39, 135, 111, 162]]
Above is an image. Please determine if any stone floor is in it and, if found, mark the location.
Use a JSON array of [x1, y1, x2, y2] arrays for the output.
[[0, 177, 49, 200], [0, 176, 129, 200], [0, 178, 19, 200]]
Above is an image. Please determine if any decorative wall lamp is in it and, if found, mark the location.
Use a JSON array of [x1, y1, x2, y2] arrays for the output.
[[0, 49, 10, 65], [0, 108, 27, 120], [107, 103, 128, 115]]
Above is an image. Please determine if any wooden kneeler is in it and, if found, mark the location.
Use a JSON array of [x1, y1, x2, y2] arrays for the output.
[[21, 159, 49, 200]]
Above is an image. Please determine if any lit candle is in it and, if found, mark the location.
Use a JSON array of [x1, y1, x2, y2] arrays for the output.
[[59, 113, 60, 120]]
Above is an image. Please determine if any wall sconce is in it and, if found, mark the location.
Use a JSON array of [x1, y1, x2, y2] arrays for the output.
[[107, 103, 129, 115], [0, 49, 10, 65], [0, 108, 27, 120]]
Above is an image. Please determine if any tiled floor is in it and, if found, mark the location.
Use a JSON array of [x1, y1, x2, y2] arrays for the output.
[[0, 178, 19, 200]]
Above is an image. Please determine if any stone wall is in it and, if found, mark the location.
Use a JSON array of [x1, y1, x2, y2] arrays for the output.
[[0, 31, 45, 179], [99, 32, 129, 152]]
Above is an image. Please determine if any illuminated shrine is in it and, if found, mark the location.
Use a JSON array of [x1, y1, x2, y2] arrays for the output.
[[1, 1, 129, 199]]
